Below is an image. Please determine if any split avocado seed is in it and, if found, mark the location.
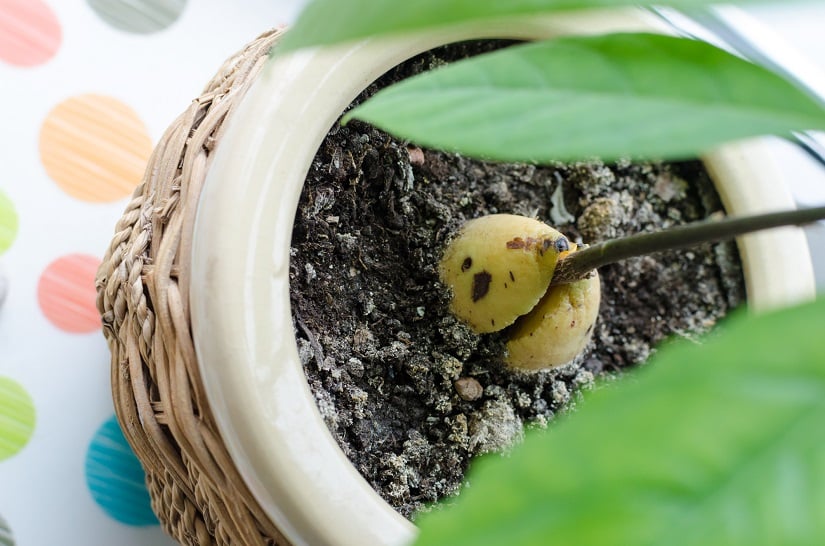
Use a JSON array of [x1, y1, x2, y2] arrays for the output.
[[439, 214, 600, 371]]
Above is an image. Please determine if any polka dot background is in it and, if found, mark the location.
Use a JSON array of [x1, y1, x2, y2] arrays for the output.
[[0, 190, 17, 255], [0, 0, 62, 67], [85, 416, 159, 526], [0, 190, 13, 308], [37, 254, 102, 333], [87, 0, 187, 34], [0, 264, 7, 308], [0, 0, 303, 544], [0, 513, 13, 546], [39, 94, 153, 203], [0, 377, 34, 461]]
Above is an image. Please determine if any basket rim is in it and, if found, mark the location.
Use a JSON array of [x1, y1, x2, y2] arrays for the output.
[[97, 29, 290, 545]]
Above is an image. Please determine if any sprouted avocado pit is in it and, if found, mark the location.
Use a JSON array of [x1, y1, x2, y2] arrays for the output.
[[439, 214, 601, 371], [439, 202, 825, 371]]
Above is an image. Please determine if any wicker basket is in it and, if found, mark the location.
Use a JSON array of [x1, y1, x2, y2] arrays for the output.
[[95, 30, 285, 545]]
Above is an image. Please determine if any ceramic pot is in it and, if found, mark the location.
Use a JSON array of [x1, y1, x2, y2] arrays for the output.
[[189, 8, 816, 546]]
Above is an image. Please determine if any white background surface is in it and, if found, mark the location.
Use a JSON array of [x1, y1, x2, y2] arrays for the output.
[[0, 1, 823, 545], [0, 2, 301, 544]]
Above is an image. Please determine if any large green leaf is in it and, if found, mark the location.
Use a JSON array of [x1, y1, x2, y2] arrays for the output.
[[414, 298, 825, 546], [345, 33, 825, 162], [279, 0, 788, 52]]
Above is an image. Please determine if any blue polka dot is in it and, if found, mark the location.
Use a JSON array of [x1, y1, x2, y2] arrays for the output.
[[85, 416, 158, 526]]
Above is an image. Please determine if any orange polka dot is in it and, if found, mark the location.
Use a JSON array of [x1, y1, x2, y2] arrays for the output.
[[0, 0, 62, 67], [39, 94, 153, 203], [38, 254, 101, 333]]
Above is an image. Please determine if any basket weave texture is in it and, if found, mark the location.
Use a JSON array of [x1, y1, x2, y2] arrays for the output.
[[96, 30, 287, 545]]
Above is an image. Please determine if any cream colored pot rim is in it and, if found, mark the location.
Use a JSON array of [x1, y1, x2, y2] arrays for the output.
[[190, 8, 815, 546]]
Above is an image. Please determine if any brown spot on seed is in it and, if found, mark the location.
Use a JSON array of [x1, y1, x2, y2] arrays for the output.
[[506, 236, 554, 254], [455, 377, 483, 401], [509, 271, 515, 282], [472, 271, 492, 302], [461, 257, 472, 272], [506, 237, 525, 249]]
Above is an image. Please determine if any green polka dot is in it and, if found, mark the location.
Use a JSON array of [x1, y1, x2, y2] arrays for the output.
[[0, 377, 35, 461], [0, 513, 13, 546], [0, 190, 18, 255], [87, 0, 187, 34]]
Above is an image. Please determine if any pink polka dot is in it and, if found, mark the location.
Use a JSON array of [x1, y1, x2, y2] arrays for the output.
[[37, 254, 101, 333], [0, 0, 62, 67]]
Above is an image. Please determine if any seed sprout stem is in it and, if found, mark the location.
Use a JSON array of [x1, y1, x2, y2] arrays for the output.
[[551, 205, 825, 285]]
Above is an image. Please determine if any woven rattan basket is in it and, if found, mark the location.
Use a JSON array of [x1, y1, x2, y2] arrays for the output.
[[95, 30, 286, 545], [96, 13, 817, 546]]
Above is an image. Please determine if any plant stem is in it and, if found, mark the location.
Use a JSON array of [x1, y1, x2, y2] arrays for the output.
[[551, 205, 825, 285]]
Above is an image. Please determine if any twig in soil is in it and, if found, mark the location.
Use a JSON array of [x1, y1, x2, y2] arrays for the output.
[[552, 205, 825, 285], [296, 315, 326, 370]]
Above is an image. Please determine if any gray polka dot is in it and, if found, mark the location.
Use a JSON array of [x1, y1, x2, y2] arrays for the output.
[[0, 263, 7, 309], [87, 0, 187, 34], [0, 514, 13, 546]]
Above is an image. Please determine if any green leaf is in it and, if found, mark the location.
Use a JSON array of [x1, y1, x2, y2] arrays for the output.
[[279, 0, 787, 52], [414, 298, 825, 546], [346, 33, 825, 162]]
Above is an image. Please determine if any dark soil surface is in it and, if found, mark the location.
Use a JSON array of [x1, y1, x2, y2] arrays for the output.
[[288, 41, 745, 519]]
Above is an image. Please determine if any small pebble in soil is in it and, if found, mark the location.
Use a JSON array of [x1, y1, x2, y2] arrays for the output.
[[454, 377, 483, 401]]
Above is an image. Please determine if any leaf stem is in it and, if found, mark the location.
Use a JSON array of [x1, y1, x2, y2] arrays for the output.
[[551, 205, 825, 285]]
